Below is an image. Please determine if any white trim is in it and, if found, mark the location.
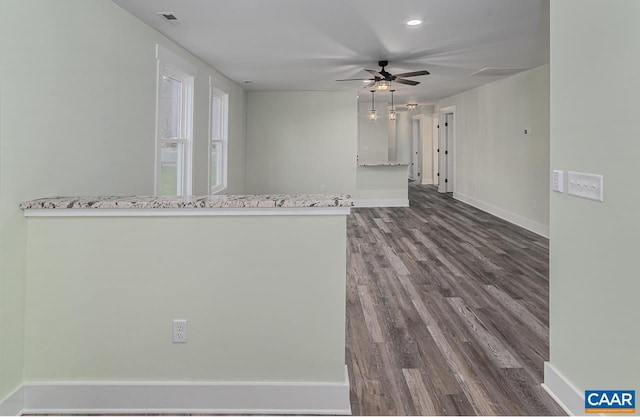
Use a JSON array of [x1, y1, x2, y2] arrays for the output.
[[23, 207, 351, 217], [155, 44, 198, 76], [542, 362, 584, 416], [353, 199, 409, 208], [20, 368, 351, 416], [0, 385, 24, 416], [453, 192, 549, 237], [421, 177, 434, 185]]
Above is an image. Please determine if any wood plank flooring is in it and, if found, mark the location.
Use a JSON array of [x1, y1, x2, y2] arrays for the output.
[[346, 184, 564, 416]]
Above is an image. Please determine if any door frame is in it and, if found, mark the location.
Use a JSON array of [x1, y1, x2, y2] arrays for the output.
[[438, 105, 456, 192]]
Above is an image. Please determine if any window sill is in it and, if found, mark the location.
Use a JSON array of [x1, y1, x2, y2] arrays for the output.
[[211, 185, 227, 195]]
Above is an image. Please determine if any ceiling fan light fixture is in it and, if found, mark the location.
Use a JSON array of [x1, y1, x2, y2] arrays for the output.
[[376, 80, 391, 90], [406, 19, 423, 26]]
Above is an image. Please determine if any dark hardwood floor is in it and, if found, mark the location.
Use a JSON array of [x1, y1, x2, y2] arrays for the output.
[[346, 183, 564, 416]]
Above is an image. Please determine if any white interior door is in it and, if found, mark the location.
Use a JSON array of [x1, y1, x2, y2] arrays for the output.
[[411, 118, 421, 180], [445, 113, 454, 192], [438, 113, 453, 193]]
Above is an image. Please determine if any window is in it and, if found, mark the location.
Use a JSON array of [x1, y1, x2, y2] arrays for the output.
[[155, 45, 196, 196], [209, 79, 228, 194]]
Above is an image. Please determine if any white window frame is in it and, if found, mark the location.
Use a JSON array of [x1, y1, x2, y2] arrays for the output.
[[155, 45, 197, 196], [209, 77, 229, 194]]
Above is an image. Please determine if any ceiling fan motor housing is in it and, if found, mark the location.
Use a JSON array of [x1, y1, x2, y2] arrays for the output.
[[377, 61, 393, 80]]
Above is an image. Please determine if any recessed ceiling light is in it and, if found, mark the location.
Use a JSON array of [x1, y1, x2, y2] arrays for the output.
[[406, 19, 423, 26]]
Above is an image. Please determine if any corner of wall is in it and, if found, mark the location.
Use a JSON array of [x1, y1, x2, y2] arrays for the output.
[[542, 362, 584, 416], [0, 385, 24, 416]]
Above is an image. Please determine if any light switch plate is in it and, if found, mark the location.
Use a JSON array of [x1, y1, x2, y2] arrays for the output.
[[552, 170, 564, 192], [567, 171, 603, 201]]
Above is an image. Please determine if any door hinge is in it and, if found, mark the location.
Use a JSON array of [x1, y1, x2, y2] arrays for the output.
[[445, 179, 448, 183], [437, 124, 439, 129], [437, 148, 440, 152], [437, 172, 440, 177], [445, 150, 448, 155], [445, 122, 448, 126], [418, 173, 421, 176]]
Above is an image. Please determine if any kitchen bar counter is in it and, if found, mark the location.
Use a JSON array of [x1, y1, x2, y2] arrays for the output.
[[357, 161, 410, 167], [20, 192, 352, 413], [20, 193, 352, 210]]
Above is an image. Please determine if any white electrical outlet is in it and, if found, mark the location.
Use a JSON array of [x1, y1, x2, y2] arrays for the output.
[[173, 319, 187, 343], [567, 171, 603, 202]]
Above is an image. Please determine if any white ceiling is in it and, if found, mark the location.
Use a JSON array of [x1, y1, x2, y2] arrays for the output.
[[112, 0, 549, 107]]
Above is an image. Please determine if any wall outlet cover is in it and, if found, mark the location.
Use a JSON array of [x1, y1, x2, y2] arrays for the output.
[[567, 171, 603, 201], [173, 319, 187, 343]]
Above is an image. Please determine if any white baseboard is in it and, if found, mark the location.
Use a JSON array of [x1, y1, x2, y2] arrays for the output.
[[421, 178, 434, 185], [0, 385, 24, 416], [542, 362, 584, 416], [18, 367, 351, 415], [353, 198, 409, 208], [453, 192, 549, 238]]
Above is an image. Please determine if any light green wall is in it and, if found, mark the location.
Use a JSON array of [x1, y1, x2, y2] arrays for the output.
[[358, 101, 389, 162], [354, 166, 409, 201], [24, 215, 346, 383], [439, 65, 550, 229], [0, 0, 246, 401], [549, 0, 640, 394], [246, 92, 357, 194]]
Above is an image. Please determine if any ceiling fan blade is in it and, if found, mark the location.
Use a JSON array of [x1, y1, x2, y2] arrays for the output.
[[365, 69, 384, 78], [394, 78, 420, 86], [393, 70, 430, 78], [363, 81, 376, 88], [336, 78, 374, 81]]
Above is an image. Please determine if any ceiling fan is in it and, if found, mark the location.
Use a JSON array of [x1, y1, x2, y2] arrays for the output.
[[336, 60, 429, 88]]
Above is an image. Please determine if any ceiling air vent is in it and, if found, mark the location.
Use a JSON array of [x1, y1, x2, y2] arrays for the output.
[[160, 13, 178, 21], [156, 12, 186, 26], [469, 67, 527, 77]]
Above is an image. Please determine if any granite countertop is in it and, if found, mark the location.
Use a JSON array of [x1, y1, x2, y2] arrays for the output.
[[20, 194, 353, 210], [358, 161, 411, 167]]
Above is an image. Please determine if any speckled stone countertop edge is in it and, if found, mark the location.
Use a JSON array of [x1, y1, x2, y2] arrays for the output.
[[20, 194, 353, 210], [358, 161, 411, 167]]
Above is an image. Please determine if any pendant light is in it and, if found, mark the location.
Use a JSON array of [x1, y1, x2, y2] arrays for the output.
[[389, 89, 397, 120], [368, 90, 377, 121]]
